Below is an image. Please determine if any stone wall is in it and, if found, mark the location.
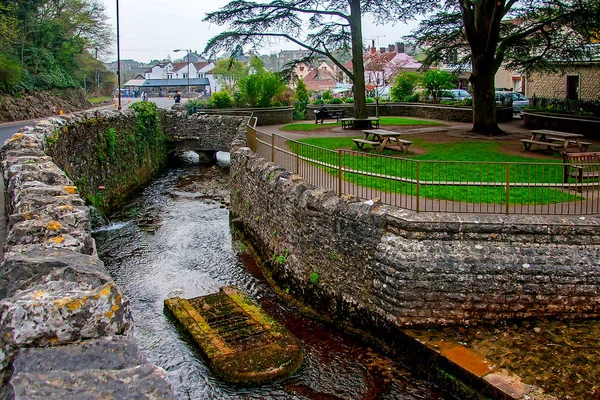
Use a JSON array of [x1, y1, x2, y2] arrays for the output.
[[0, 89, 92, 123], [527, 65, 600, 100], [0, 110, 247, 397], [196, 106, 293, 126], [230, 148, 600, 333], [306, 103, 514, 123]]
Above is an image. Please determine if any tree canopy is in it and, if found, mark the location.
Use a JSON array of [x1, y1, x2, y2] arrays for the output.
[[0, 0, 113, 93], [409, 0, 600, 133], [203, 0, 424, 120]]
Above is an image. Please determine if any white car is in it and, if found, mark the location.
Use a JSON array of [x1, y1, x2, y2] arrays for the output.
[[496, 91, 529, 114]]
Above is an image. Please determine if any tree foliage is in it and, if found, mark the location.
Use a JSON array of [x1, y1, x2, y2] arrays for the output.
[[212, 58, 249, 93], [0, 0, 113, 93], [421, 70, 457, 102], [390, 72, 421, 102], [408, 0, 600, 133], [203, 0, 425, 120]]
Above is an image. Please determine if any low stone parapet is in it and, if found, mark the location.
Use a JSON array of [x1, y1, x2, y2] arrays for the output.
[[0, 113, 174, 397]]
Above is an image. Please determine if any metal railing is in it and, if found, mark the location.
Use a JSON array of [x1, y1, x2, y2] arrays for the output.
[[247, 123, 600, 215]]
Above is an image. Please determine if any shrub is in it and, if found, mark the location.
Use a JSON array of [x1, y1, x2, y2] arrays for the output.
[[366, 97, 375, 103], [421, 70, 457, 103], [273, 87, 294, 106], [344, 97, 354, 103], [211, 91, 233, 108], [321, 90, 333, 102], [403, 93, 421, 102], [185, 99, 211, 115], [391, 72, 421, 102], [329, 98, 343, 104]]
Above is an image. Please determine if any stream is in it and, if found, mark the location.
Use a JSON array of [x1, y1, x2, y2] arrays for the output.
[[93, 153, 454, 400]]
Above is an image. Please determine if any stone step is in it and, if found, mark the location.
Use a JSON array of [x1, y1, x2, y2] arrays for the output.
[[164, 285, 303, 385]]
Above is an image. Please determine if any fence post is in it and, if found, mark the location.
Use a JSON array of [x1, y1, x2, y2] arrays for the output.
[[295, 142, 299, 174], [416, 161, 421, 213], [271, 134, 275, 163], [338, 150, 342, 196], [505, 162, 510, 215]]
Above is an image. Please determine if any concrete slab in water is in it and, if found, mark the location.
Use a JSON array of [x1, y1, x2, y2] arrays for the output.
[[164, 286, 302, 385]]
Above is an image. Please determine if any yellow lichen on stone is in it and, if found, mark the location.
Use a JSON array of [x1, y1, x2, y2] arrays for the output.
[[59, 205, 74, 211], [46, 220, 62, 231], [52, 297, 71, 308], [104, 294, 122, 319], [51, 235, 65, 243], [9, 133, 24, 142], [66, 297, 86, 312], [94, 283, 114, 299], [32, 291, 46, 300], [23, 212, 33, 220], [63, 186, 78, 194]]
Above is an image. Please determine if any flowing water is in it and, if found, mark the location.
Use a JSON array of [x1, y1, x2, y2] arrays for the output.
[[93, 153, 454, 400]]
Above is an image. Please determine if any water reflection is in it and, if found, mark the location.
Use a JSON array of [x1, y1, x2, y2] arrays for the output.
[[93, 153, 451, 400]]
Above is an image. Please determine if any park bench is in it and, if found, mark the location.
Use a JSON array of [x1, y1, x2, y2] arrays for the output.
[[563, 152, 600, 189], [547, 137, 592, 152], [314, 109, 344, 124], [520, 139, 563, 152], [352, 138, 380, 150]]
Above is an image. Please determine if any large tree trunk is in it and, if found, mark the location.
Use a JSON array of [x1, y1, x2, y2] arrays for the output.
[[469, 54, 504, 134], [349, 0, 368, 119]]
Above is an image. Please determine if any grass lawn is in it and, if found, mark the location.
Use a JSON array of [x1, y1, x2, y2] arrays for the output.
[[281, 117, 442, 131], [290, 136, 577, 205], [88, 96, 111, 104]]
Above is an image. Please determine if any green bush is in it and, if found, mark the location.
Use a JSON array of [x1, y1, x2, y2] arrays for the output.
[[321, 90, 333, 102], [366, 97, 375, 103], [329, 98, 343, 104], [344, 97, 354, 103], [391, 72, 421, 102], [185, 99, 211, 115], [211, 91, 233, 108], [403, 93, 421, 102], [0, 54, 22, 92], [422, 70, 457, 102]]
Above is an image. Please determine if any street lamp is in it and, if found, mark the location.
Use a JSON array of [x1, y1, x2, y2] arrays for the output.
[[173, 49, 191, 99], [116, 0, 122, 110]]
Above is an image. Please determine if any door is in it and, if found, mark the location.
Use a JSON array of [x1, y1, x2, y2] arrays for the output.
[[566, 75, 579, 100]]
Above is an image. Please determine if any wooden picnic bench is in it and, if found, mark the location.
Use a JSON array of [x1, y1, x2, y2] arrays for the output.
[[522, 130, 590, 153], [314, 109, 344, 124], [562, 152, 600, 190], [341, 117, 379, 130], [353, 129, 412, 153]]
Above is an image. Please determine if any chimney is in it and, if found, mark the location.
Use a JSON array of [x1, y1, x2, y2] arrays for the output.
[[396, 42, 405, 53], [370, 39, 376, 55], [388, 44, 395, 52], [379, 47, 386, 54]]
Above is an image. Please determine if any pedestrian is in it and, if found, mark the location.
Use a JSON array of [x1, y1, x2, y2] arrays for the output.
[[174, 91, 181, 104], [142, 92, 148, 101]]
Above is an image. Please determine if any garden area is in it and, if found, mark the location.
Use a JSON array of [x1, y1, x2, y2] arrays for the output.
[[259, 117, 600, 214]]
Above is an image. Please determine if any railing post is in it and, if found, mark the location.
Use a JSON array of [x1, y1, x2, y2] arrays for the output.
[[271, 134, 275, 163], [505, 162, 510, 215], [416, 161, 421, 213], [338, 150, 342, 196], [295, 142, 299, 174]]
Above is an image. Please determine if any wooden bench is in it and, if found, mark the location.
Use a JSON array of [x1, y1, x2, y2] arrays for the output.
[[520, 139, 563, 152], [352, 138, 380, 150], [563, 152, 600, 189], [547, 137, 592, 152], [314, 110, 343, 124], [387, 137, 413, 152]]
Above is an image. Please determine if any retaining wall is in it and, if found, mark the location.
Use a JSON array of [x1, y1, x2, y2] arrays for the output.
[[305, 103, 514, 123], [230, 148, 600, 332], [0, 109, 247, 398]]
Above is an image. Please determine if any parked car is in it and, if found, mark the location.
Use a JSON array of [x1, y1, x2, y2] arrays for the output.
[[495, 91, 529, 114], [441, 89, 472, 101]]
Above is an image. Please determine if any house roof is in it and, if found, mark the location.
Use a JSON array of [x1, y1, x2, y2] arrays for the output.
[[302, 68, 337, 91], [140, 78, 210, 87], [193, 61, 211, 70]]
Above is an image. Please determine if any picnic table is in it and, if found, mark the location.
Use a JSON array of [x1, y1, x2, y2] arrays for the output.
[[521, 130, 591, 152], [352, 129, 412, 153], [341, 117, 379, 130]]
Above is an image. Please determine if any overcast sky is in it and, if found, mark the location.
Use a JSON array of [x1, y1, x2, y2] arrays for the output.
[[101, 0, 418, 63]]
